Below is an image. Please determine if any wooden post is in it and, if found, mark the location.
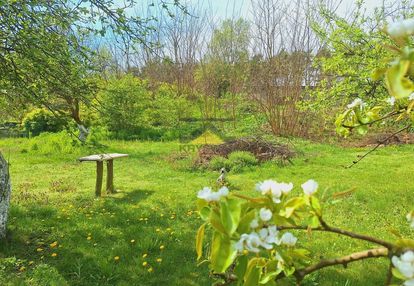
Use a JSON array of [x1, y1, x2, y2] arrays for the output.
[[95, 161, 103, 196], [106, 159, 114, 194]]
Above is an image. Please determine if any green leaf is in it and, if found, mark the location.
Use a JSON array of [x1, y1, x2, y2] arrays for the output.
[[283, 197, 305, 218], [356, 125, 368, 135], [237, 210, 256, 234], [395, 238, 414, 249], [199, 206, 211, 221], [310, 196, 322, 216], [244, 258, 262, 286], [196, 223, 206, 260], [234, 255, 248, 282], [220, 198, 242, 235], [210, 210, 227, 235], [392, 267, 407, 280], [210, 231, 237, 273], [386, 60, 414, 99]]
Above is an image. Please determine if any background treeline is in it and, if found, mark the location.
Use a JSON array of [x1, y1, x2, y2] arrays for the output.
[[1, 0, 413, 141]]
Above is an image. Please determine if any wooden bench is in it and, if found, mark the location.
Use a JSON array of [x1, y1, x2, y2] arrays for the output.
[[79, 153, 128, 196]]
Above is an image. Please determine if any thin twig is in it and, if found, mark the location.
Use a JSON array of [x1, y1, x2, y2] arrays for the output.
[[346, 124, 411, 169], [277, 225, 394, 249]]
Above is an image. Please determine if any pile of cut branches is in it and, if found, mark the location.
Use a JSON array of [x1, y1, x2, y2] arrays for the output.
[[195, 137, 295, 166]]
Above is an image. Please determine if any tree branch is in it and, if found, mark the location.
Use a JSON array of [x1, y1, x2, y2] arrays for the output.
[[346, 124, 411, 168], [291, 247, 388, 283], [277, 223, 394, 249]]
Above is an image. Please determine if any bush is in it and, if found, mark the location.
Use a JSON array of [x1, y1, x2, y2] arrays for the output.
[[209, 156, 230, 171], [208, 151, 258, 172], [22, 109, 67, 136], [227, 151, 258, 172]]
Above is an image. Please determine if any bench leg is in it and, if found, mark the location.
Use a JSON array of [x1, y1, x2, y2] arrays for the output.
[[106, 159, 114, 194], [96, 161, 103, 197]]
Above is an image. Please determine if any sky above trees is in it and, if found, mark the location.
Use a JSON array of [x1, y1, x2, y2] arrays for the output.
[[188, 0, 388, 20]]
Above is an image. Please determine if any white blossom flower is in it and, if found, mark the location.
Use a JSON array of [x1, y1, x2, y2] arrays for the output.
[[259, 208, 273, 222], [301, 179, 318, 196], [256, 180, 293, 203], [278, 182, 293, 194], [265, 225, 279, 245], [407, 212, 414, 229], [392, 251, 414, 279], [347, 98, 365, 109], [387, 97, 396, 106], [387, 18, 414, 38], [258, 228, 274, 249], [197, 186, 228, 202], [235, 225, 280, 253], [244, 233, 262, 253], [250, 219, 259, 229], [409, 93, 414, 100], [280, 232, 297, 246], [256, 180, 279, 195]]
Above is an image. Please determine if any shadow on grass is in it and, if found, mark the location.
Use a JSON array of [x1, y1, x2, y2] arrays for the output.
[[1, 189, 210, 286]]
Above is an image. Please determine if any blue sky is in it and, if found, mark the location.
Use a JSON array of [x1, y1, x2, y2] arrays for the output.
[[186, 0, 383, 21]]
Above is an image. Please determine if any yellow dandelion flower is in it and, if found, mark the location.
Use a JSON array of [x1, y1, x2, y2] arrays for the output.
[[142, 261, 148, 267], [51, 253, 58, 257], [36, 248, 43, 252], [114, 256, 120, 261], [19, 266, 26, 272], [28, 261, 34, 266], [160, 245, 165, 250], [50, 241, 58, 248], [156, 258, 162, 263], [147, 267, 153, 273], [142, 253, 148, 258], [87, 236, 92, 240], [156, 228, 160, 232]]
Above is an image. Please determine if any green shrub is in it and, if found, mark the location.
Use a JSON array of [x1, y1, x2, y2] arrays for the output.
[[227, 151, 258, 172], [209, 156, 230, 171], [22, 109, 67, 136]]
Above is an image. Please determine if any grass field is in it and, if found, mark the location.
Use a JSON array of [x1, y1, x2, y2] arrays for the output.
[[0, 134, 413, 285]]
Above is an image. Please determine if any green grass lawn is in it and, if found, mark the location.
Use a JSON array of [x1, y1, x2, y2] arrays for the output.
[[0, 135, 413, 285]]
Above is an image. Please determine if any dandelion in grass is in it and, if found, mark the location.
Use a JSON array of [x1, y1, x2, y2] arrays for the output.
[[142, 253, 148, 258], [114, 256, 120, 261], [51, 253, 58, 257], [130, 239, 135, 243], [36, 248, 43, 252], [156, 258, 162, 263], [160, 245, 165, 250], [142, 261, 148, 267], [148, 267, 153, 273]]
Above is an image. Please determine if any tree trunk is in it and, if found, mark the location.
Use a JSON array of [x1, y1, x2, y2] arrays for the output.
[[77, 124, 89, 143], [0, 152, 11, 239]]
